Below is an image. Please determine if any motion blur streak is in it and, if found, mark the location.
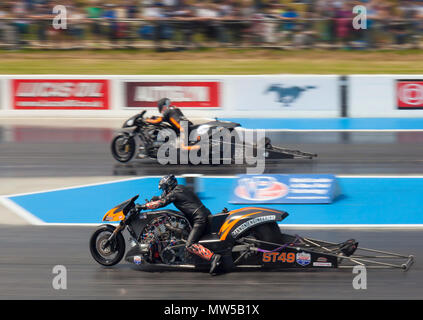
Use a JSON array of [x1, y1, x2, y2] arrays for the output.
[[0, 123, 422, 299]]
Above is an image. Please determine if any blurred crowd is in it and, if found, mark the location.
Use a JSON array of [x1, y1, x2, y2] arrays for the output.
[[1, 0, 423, 50]]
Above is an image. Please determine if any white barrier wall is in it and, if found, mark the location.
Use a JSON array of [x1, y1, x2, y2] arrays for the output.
[[349, 75, 423, 117], [224, 75, 340, 118], [2, 74, 423, 118], [0, 75, 341, 119]]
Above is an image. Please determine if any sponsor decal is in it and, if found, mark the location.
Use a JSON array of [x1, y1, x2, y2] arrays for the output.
[[296, 252, 311, 266], [316, 257, 328, 262], [234, 76, 338, 111], [125, 81, 220, 108], [231, 174, 338, 204], [231, 215, 276, 237], [12, 79, 109, 110], [397, 80, 423, 109], [262, 252, 296, 263], [313, 262, 332, 267], [265, 84, 316, 107], [234, 176, 289, 201], [133, 256, 142, 265]]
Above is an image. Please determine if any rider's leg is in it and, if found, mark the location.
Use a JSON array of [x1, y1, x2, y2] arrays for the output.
[[186, 222, 212, 260], [186, 221, 222, 274]]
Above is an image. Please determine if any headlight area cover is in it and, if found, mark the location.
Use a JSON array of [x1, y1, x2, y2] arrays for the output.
[[196, 125, 210, 135], [123, 118, 135, 128]]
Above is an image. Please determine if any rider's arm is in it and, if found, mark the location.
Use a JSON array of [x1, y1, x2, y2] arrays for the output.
[[144, 190, 176, 210], [145, 116, 163, 124], [168, 116, 181, 131]]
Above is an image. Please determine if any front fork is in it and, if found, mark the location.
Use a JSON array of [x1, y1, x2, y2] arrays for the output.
[[102, 221, 125, 251]]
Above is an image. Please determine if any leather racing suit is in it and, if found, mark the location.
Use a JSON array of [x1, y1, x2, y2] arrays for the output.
[[144, 184, 214, 261]]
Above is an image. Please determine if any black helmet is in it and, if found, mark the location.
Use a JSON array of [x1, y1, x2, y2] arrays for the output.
[[158, 174, 177, 193], [158, 98, 171, 113]]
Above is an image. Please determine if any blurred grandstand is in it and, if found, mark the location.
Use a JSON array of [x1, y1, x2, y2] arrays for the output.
[[0, 0, 422, 51]]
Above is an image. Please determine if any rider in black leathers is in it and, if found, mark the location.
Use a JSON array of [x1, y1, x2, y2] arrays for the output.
[[141, 174, 222, 274], [145, 98, 199, 151], [146, 98, 193, 134]]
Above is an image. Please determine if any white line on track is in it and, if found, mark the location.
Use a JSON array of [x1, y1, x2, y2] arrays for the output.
[[3, 175, 423, 226], [265, 129, 423, 132], [0, 196, 45, 225], [0, 176, 159, 198], [281, 224, 423, 229], [241, 128, 423, 132]]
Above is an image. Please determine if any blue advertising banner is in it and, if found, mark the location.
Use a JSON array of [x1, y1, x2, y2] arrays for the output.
[[230, 174, 340, 204]]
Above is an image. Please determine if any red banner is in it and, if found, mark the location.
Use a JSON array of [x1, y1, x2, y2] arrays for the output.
[[125, 81, 220, 108], [12, 79, 110, 110], [397, 80, 423, 109]]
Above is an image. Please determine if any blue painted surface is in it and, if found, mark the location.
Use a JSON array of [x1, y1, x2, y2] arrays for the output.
[[224, 118, 423, 130], [7, 177, 423, 225], [9, 178, 164, 224]]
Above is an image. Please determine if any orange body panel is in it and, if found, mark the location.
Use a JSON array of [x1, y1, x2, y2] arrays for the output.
[[103, 205, 126, 222], [218, 207, 281, 241]]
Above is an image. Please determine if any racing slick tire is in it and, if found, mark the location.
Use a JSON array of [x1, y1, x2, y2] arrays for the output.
[[231, 222, 284, 265], [90, 225, 126, 266], [245, 222, 283, 250], [111, 134, 136, 163]]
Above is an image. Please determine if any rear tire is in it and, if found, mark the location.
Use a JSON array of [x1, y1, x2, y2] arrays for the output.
[[111, 134, 136, 163], [246, 222, 283, 250], [232, 222, 283, 265], [89, 225, 126, 266]]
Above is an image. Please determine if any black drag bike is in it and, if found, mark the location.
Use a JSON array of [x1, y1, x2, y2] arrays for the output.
[[110, 111, 317, 163], [89, 195, 414, 272]]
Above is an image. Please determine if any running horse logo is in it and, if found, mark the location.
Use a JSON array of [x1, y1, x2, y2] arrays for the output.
[[265, 84, 316, 107]]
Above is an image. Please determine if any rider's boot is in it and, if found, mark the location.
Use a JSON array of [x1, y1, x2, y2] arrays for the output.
[[187, 243, 222, 275], [209, 254, 222, 275]]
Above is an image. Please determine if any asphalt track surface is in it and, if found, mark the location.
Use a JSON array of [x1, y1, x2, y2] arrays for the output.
[[0, 125, 422, 300], [0, 226, 420, 299]]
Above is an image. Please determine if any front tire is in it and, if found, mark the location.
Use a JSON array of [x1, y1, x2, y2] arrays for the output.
[[111, 134, 136, 163], [89, 225, 126, 266]]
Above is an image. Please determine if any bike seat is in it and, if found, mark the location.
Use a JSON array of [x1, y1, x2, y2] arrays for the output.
[[206, 212, 229, 234], [199, 233, 221, 244]]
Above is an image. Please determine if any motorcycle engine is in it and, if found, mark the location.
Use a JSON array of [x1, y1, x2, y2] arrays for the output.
[[139, 215, 190, 264]]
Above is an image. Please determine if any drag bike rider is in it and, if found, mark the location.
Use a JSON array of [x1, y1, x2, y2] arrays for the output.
[[145, 98, 199, 151], [146, 97, 193, 134], [140, 174, 222, 275]]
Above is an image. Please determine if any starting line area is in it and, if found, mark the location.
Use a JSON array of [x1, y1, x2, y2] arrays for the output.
[[2, 176, 423, 227]]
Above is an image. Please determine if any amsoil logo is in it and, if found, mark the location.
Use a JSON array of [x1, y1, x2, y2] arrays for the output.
[[234, 176, 289, 201], [13, 79, 109, 110], [16, 82, 104, 98], [397, 80, 423, 109]]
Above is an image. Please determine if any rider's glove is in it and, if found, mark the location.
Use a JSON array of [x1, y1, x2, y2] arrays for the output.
[[136, 204, 147, 211]]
